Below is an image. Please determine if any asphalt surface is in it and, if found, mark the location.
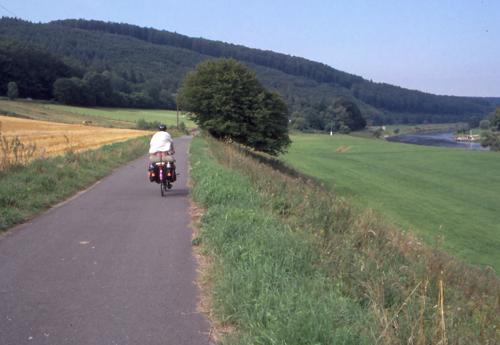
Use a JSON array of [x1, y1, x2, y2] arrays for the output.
[[0, 136, 211, 345]]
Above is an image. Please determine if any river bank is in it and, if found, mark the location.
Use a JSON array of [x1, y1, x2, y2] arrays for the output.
[[386, 131, 488, 150]]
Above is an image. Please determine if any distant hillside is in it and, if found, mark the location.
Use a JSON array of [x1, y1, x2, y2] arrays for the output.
[[0, 17, 498, 126]]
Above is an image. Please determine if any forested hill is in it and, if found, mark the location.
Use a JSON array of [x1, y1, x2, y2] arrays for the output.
[[51, 19, 498, 120], [52, 19, 362, 89], [0, 17, 498, 126]]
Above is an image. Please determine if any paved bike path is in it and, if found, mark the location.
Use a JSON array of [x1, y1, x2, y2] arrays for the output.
[[0, 136, 210, 344]]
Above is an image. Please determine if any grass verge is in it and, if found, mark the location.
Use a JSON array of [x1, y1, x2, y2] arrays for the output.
[[190, 137, 371, 344], [0, 136, 148, 231], [191, 135, 499, 345]]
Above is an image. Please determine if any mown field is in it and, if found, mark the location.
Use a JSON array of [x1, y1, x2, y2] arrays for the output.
[[0, 99, 195, 128], [0, 115, 149, 164], [283, 133, 500, 270]]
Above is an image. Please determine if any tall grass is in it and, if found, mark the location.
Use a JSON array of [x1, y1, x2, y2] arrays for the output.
[[196, 135, 499, 345], [191, 137, 372, 344], [0, 136, 148, 231]]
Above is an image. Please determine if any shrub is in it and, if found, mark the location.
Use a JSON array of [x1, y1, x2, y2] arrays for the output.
[[136, 118, 161, 130], [178, 121, 187, 134], [372, 128, 383, 138], [479, 119, 491, 130], [7, 81, 18, 100]]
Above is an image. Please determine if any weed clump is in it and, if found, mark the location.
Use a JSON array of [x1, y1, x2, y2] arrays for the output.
[[0, 121, 37, 170], [178, 121, 188, 134]]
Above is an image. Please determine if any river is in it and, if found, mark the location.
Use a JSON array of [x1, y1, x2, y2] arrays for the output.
[[386, 132, 489, 150]]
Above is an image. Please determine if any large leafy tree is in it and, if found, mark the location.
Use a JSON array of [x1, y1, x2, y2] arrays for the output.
[[489, 107, 500, 131], [179, 59, 290, 155], [481, 107, 500, 151], [324, 98, 366, 133]]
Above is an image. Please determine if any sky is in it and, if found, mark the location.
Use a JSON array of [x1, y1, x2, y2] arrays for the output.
[[1, 0, 499, 97]]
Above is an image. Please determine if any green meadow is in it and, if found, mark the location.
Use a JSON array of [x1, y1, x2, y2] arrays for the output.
[[0, 99, 195, 128], [44, 104, 195, 127], [283, 133, 500, 270]]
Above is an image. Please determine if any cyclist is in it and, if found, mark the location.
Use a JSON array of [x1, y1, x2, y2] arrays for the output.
[[148, 124, 176, 181]]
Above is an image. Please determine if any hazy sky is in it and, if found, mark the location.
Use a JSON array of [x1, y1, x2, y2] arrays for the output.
[[2, 0, 499, 97]]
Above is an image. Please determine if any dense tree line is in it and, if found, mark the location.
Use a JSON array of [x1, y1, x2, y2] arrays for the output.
[[52, 19, 361, 89], [291, 98, 366, 131], [0, 27, 176, 108], [0, 39, 76, 99], [1, 17, 499, 127], [52, 71, 175, 108]]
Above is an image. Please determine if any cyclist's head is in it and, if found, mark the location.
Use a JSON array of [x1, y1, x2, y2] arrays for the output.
[[158, 124, 167, 131]]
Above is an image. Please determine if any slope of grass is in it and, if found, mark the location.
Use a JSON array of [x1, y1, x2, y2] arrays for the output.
[[0, 136, 148, 231], [282, 133, 500, 270], [44, 104, 195, 128], [0, 99, 130, 127], [193, 135, 498, 345], [190, 137, 371, 344], [0, 99, 195, 128]]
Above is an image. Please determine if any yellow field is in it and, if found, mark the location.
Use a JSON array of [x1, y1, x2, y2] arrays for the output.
[[0, 115, 151, 160]]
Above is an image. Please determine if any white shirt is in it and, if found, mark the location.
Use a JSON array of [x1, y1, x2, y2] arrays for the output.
[[149, 131, 173, 154]]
